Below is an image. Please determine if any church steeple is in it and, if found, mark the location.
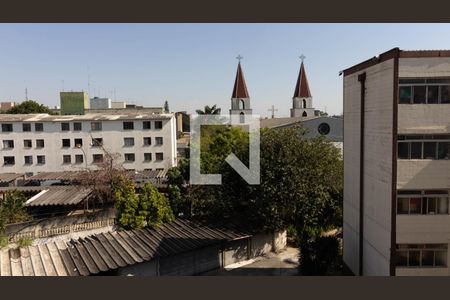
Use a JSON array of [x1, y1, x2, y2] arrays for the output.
[[290, 55, 315, 119], [230, 55, 252, 121], [293, 61, 312, 98], [232, 61, 250, 99]]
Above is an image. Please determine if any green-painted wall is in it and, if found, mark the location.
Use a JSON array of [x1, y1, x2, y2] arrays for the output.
[[60, 92, 88, 115]]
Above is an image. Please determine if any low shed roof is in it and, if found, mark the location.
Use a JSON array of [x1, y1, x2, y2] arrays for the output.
[[0, 219, 250, 276], [0, 186, 91, 206], [0, 173, 25, 184]]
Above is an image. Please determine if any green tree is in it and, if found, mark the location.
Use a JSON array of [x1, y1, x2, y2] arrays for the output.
[[115, 176, 174, 230], [195, 104, 221, 115], [174, 124, 342, 234], [167, 159, 191, 216], [114, 175, 139, 230], [0, 190, 31, 228], [137, 182, 174, 228], [4, 100, 55, 114]]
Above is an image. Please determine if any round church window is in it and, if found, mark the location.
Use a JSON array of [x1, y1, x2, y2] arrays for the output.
[[318, 123, 330, 135]]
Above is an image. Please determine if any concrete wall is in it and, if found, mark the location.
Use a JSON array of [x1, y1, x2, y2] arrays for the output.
[[343, 59, 395, 276], [118, 260, 158, 276], [90, 98, 111, 110], [0, 116, 177, 173], [301, 116, 343, 142], [223, 239, 249, 266], [397, 160, 450, 190], [399, 57, 450, 78], [111, 102, 126, 109], [116, 231, 286, 276]]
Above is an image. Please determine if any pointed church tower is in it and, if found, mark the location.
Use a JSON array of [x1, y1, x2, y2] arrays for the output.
[[290, 55, 315, 119], [230, 56, 252, 120]]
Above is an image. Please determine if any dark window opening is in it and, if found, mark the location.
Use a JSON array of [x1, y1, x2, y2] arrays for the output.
[[35, 123, 43, 132], [62, 139, 71, 148], [1, 124, 13, 132], [413, 86, 426, 104], [36, 139, 45, 148], [3, 156, 15, 165], [37, 155, 45, 165], [61, 123, 70, 131], [399, 86, 412, 104], [123, 121, 134, 130], [63, 155, 71, 164], [143, 121, 151, 130], [410, 142, 422, 159], [22, 123, 31, 132]]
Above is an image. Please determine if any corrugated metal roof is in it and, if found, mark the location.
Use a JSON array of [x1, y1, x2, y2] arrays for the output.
[[0, 173, 25, 184], [25, 186, 91, 207], [0, 186, 91, 206], [27, 170, 167, 182], [27, 171, 88, 182], [0, 219, 250, 276]]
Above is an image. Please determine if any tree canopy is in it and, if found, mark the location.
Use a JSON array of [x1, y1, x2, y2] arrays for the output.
[[195, 104, 221, 115], [167, 124, 343, 238], [115, 176, 174, 230], [3, 100, 55, 114], [0, 190, 31, 231]]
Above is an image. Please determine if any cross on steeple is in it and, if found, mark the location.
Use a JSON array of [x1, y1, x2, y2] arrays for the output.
[[299, 54, 306, 63], [267, 105, 278, 119], [236, 55, 243, 63]]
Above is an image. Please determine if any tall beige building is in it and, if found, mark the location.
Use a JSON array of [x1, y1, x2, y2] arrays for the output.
[[343, 48, 450, 276]]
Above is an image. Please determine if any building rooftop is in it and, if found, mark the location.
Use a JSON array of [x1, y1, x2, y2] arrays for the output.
[[0, 112, 173, 122], [260, 116, 319, 129], [342, 48, 450, 76], [0, 219, 250, 276]]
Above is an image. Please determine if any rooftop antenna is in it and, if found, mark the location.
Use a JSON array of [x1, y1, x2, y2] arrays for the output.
[[25, 87, 28, 100], [113, 88, 116, 101], [62, 80, 65, 92], [87, 66, 91, 97]]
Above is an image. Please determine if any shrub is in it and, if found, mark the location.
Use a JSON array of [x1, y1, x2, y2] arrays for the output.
[[115, 176, 174, 230], [299, 235, 341, 275], [0, 233, 8, 248], [16, 236, 32, 248]]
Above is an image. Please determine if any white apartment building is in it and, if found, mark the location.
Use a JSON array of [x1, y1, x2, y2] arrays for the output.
[[0, 113, 177, 175], [343, 48, 450, 276]]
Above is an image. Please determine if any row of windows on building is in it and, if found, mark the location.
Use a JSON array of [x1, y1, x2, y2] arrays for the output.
[[397, 190, 450, 215], [1, 137, 164, 149], [396, 244, 447, 268], [2, 152, 164, 166], [0, 120, 164, 133], [399, 79, 450, 104], [397, 135, 450, 160]]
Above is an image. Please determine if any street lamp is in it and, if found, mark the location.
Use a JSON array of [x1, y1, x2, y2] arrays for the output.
[[75, 144, 88, 169]]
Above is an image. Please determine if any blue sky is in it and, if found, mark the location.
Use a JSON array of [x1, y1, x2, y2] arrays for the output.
[[2, 24, 450, 117]]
